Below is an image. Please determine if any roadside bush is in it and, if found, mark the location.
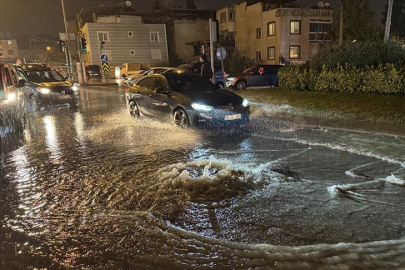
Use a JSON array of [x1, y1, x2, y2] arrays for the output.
[[280, 63, 405, 94], [310, 41, 405, 71]]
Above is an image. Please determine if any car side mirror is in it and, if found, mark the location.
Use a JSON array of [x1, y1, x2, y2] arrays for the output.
[[155, 87, 169, 94], [17, 79, 26, 88]]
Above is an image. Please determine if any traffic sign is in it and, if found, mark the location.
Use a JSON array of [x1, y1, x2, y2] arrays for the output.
[[101, 55, 108, 63], [216, 47, 226, 60], [102, 62, 110, 73]]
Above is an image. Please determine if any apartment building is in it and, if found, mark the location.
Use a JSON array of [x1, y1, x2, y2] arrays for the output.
[[0, 39, 19, 62], [78, 14, 168, 66], [217, 1, 333, 64]]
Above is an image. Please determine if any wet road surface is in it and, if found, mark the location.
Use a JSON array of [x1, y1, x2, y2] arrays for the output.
[[1, 85, 404, 269]]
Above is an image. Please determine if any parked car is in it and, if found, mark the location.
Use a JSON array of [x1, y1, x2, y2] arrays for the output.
[[174, 61, 226, 89], [1, 63, 26, 163], [15, 64, 79, 110], [125, 73, 250, 128], [85, 65, 102, 80], [123, 67, 174, 86], [225, 64, 284, 90]]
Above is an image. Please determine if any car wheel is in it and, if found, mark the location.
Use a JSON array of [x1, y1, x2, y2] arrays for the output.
[[173, 108, 189, 128], [29, 95, 39, 111], [236, 81, 247, 90], [129, 100, 140, 118]]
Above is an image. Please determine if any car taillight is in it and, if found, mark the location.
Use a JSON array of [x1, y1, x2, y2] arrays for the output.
[[125, 88, 129, 93]]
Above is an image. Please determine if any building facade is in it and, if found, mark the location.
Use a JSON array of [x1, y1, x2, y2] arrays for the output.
[[217, 1, 333, 64], [0, 39, 19, 63], [79, 15, 168, 67]]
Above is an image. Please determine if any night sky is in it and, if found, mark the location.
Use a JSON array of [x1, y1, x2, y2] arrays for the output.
[[0, 0, 386, 37]]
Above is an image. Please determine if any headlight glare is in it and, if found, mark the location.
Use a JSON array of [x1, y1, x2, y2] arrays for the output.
[[242, 99, 248, 107], [226, 77, 234, 81], [72, 86, 78, 91], [191, 103, 213, 111], [38, 87, 51, 94]]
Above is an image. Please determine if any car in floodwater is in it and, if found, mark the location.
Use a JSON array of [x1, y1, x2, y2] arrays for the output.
[[225, 64, 284, 90], [15, 64, 79, 110], [125, 73, 250, 128], [123, 67, 174, 86], [1, 63, 26, 165], [174, 61, 227, 89]]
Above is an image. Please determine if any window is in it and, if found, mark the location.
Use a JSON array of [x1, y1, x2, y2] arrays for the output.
[[7, 40, 12, 45], [150, 32, 159, 42], [220, 12, 226, 23], [229, 11, 234, 21], [8, 50, 14, 55], [137, 78, 155, 89], [267, 22, 275, 36], [151, 49, 162, 60], [128, 31, 133, 37], [256, 51, 261, 62], [130, 50, 135, 55], [290, 20, 301, 34], [267, 47, 275, 60], [16, 69, 28, 81], [289, 45, 300, 59], [309, 23, 332, 41], [256, 28, 261, 39], [98, 31, 110, 42], [0, 49, 3, 56]]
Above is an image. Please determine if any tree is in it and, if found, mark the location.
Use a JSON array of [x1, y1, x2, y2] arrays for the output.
[[382, 0, 405, 39], [342, 0, 382, 42]]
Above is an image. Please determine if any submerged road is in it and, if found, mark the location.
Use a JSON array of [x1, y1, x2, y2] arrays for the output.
[[1, 85, 404, 269]]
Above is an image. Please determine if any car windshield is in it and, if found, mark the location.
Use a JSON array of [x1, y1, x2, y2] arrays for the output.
[[243, 66, 259, 74], [26, 70, 65, 83], [164, 74, 216, 92]]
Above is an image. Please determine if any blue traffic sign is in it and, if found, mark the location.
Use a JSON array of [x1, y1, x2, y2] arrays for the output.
[[216, 47, 227, 61], [101, 55, 108, 63]]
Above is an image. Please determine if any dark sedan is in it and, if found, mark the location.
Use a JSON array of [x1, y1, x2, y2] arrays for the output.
[[15, 64, 79, 110], [125, 73, 250, 128]]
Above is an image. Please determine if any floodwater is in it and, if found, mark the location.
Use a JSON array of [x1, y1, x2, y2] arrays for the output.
[[1, 85, 404, 269]]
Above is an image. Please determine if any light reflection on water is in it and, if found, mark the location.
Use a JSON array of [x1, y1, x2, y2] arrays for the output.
[[1, 99, 405, 268]]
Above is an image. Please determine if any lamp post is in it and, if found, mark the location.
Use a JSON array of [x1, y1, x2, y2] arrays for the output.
[[61, 0, 73, 79], [384, 0, 394, 41]]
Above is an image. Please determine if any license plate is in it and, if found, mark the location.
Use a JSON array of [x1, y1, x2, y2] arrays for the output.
[[225, 114, 241, 120], [58, 95, 71, 100]]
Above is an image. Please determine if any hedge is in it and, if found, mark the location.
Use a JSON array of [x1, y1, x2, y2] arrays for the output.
[[278, 64, 405, 94]]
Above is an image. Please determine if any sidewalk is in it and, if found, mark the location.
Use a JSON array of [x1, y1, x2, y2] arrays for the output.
[[78, 77, 120, 86]]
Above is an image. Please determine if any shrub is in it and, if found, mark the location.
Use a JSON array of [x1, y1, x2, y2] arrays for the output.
[[310, 41, 405, 71]]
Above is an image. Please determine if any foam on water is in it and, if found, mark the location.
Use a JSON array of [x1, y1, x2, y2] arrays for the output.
[[386, 173, 405, 186]]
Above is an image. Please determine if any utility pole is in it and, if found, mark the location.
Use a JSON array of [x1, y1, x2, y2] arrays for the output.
[[384, 0, 394, 41], [339, 0, 344, 45], [61, 0, 73, 79]]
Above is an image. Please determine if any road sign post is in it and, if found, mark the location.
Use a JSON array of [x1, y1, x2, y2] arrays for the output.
[[216, 47, 227, 84]]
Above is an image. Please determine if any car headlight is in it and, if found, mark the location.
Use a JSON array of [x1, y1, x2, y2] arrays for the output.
[[226, 77, 235, 81], [242, 99, 248, 107], [38, 87, 51, 94], [191, 103, 213, 111], [7, 93, 16, 101], [72, 86, 78, 91]]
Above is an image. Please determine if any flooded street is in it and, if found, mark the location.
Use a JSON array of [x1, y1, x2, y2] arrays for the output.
[[1, 85, 405, 269]]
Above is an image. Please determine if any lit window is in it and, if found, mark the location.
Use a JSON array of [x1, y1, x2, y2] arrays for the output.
[[256, 28, 261, 39], [150, 32, 159, 42], [290, 21, 301, 34], [267, 22, 275, 36], [267, 47, 275, 60], [256, 51, 261, 62], [7, 40, 12, 45], [289, 45, 300, 59]]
